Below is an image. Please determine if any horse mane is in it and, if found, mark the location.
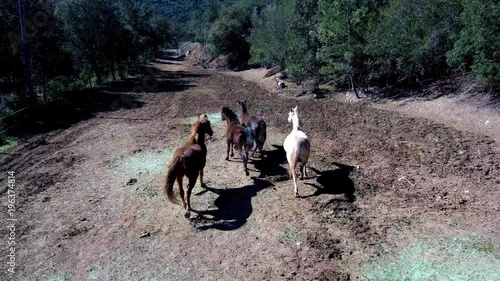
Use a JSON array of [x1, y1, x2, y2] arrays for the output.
[[186, 116, 208, 145], [222, 107, 240, 123], [292, 114, 301, 130]]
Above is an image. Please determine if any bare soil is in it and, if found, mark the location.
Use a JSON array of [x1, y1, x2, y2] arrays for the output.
[[1, 52, 499, 280]]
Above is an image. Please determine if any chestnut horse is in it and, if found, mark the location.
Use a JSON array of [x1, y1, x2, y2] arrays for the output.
[[221, 107, 253, 176], [283, 106, 311, 197], [163, 115, 213, 218], [238, 100, 267, 157]]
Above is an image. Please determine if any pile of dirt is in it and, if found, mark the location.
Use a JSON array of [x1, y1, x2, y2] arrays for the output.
[[185, 43, 228, 69], [186, 43, 210, 65], [185, 43, 211, 65], [208, 55, 228, 69]]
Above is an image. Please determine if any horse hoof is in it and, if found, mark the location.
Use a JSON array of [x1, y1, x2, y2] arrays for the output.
[[225, 157, 229, 161], [230, 153, 234, 157], [245, 170, 249, 176], [184, 211, 191, 219]]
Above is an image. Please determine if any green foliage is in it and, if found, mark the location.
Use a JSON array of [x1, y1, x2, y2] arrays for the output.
[[249, 1, 295, 68], [0, 0, 171, 141], [208, 2, 254, 68], [249, 0, 319, 81], [206, 0, 221, 24], [188, 9, 206, 42], [447, 0, 500, 82], [150, 16, 173, 47], [55, 0, 134, 83], [367, 0, 462, 83], [0, 137, 19, 153], [288, 0, 320, 81], [317, 0, 382, 89]]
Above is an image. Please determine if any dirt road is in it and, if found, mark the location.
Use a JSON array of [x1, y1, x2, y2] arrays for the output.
[[1, 54, 499, 280]]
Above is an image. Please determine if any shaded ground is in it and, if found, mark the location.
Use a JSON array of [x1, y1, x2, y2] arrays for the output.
[[1, 52, 499, 280]]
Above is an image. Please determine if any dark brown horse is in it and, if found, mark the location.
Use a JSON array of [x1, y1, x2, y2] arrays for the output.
[[163, 115, 213, 218], [238, 100, 267, 157], [221, 107, 253, 176]]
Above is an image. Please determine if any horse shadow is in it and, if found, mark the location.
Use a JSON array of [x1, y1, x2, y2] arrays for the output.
[[252, 144, 288, 180], [192, 178, 273, 231], [303, 163, 356, 202]]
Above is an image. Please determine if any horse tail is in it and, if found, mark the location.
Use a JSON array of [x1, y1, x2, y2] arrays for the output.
[[164, 154, 183, 205], [244, 126, 255, 150], [256, 119, 267, 147]]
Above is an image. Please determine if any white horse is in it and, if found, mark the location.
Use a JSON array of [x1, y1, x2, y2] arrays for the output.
[[283, 106, 311, 197]]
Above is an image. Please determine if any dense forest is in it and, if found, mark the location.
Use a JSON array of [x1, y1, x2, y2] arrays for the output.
[[1, 0, 499, 144]]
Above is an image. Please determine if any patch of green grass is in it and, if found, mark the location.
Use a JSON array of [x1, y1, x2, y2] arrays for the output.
[[284, 227, 299, 240], [117, 149, 173, 175], [183, 112, 223, 125], [0, 137, 19, 153], [363, 236, 500, 281]]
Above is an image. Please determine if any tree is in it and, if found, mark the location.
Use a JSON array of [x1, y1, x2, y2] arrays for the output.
[[208, 2, 253, 68], [249, 0, 295, 69], [55, 0, 134, 84], [249, 0, 319, 81], [317, 0, 382, 96], [447, 0, 500, 83], [367, 0, 461, 85], [286, 0, 320, 82]]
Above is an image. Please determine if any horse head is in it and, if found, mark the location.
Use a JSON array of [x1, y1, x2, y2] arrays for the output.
[[221, 107, 239, 124], [238, 100, 248, 113], [288, 106, 298, 123], [199, 114, 214, 137], [221, 107, 228, 121]]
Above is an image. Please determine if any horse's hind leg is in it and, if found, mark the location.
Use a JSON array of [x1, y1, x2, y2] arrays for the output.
[[177, 176, 186, 210], [299, 164, 305, 180], [185, 177, 196, 219], [199, 168, 204, 187], [291, 165, 299, 197], [251, 144, 259, 157], [199, 165, 207, 188], [230, 143, 234, 158], [226, 141, 230, 160], [289, 156, 299, 197], [240, 145, 249, 176], [258, 142, 264, 158]]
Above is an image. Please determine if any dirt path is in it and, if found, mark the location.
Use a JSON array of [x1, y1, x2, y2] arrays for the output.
[[1, 55, 499, 280]]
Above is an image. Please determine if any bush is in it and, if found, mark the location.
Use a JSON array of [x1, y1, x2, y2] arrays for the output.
[[0, 93, 18, 144]]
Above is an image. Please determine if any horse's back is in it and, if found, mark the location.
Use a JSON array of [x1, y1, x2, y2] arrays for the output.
[[182, 144, 206, 170], [226, 124, 245, 143], [284, 131, 310, 153]]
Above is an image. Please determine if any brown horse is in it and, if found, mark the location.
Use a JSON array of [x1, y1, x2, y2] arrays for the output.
[[221, 107, 252, 176], [238, 100, 267, 157], [163, 115, 213, 218]]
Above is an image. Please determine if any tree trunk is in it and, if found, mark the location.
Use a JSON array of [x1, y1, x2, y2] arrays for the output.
[[349, 73, 360, 99]]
